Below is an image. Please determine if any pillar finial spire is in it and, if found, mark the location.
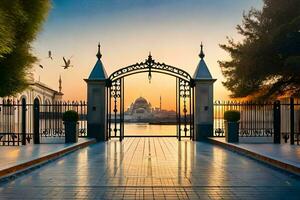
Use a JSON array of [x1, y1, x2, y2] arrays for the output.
[[148, 51, 152, 59], [96, 42, 102, 60], [199, 42, 205, 59]]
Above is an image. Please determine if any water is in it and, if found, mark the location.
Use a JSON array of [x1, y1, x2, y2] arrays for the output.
[[124, 123, 189, 136]]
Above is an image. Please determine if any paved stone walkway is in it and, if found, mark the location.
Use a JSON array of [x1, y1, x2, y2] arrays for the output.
[[0, 138, 93, 176], [210, 137, 300, 168], [1, 137, 300, 199]]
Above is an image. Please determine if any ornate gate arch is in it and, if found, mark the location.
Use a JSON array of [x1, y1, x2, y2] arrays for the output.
[[106, 54, 195, 141]]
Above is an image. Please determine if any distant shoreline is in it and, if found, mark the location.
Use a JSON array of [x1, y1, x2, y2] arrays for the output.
[[123, 121, 178, 125], [148, 122, 178, 125]]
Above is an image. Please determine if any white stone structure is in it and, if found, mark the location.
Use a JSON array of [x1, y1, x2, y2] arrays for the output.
[[1, 74, 63, 104], [0, 73, 63, 145]]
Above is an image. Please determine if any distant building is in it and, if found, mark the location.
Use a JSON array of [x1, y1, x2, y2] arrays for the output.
[[1, 73, 63, 104], [125, 96, 176, 122], [125, 97, 153, 121], [0, 74, 64, 140]]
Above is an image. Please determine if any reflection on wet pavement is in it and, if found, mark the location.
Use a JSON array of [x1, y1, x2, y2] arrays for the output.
[[1, 137, 300, 199]]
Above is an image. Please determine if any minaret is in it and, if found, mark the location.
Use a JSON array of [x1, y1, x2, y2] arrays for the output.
[[160, 95, 162, 111], [54, 75, 63, 101], [59, 75, 62, 93]]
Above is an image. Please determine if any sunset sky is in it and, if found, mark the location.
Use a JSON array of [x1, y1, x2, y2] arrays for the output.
[[33, 0, 262, 110]]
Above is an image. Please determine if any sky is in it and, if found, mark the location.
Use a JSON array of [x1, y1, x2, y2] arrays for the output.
[[33, 0, 262, 110]]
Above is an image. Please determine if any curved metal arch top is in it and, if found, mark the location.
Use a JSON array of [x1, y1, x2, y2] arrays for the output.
[[108, 54, 192, 82]]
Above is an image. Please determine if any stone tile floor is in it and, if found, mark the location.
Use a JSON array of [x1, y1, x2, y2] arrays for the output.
[[0, 137, 300, 199], [210, 137, 300, 167], [0, 138, 92, 172]]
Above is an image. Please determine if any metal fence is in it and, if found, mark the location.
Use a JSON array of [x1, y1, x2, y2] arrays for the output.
[[0, 99, 25, 146], [214, 101, 274, 137], [213, 98, 300, 145], [0, 100, 87, 146], [280, 98, 300, 145]]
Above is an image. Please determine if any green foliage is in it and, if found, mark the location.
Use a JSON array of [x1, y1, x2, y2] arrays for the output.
[[224, 110, 240, 122], [0, 0, 51, 97], [219, 0, 300, 99], [63, 110, 79, 122]]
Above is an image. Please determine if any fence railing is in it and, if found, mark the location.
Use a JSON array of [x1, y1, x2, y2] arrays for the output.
[[214, 98, 300, 145], [39, 101, 87, 139], [0, 100, 87, 146], [214, 101, 274, 137], [280, 98, 300, 145], [2, 97, 299, 145], [0, 99, 24, 146]]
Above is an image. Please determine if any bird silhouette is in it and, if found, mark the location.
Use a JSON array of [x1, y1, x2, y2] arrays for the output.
[[39, 64, 44, 69], [48, 51, 53, 60], [62, 56, 73, 69]]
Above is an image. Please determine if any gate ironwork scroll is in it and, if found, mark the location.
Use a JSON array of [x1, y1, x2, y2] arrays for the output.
[[106, 78, 124, 141], [177, 78, 194, 140]]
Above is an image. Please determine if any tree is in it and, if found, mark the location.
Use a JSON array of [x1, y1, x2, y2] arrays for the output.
[[219, 0, 300, 99], [0, 0, 50, 97]]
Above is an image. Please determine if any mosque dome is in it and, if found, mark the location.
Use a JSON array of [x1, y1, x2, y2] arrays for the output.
[[134, 97, 148, 105], [132, 97, 150, 111]]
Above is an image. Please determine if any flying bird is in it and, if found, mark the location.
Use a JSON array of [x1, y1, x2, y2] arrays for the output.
[[48, 51, 53, 60], [62, 56, 73, 69], [39, 64, 44, 69]]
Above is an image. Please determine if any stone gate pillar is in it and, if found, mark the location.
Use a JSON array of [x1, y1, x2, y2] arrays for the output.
[[193, 43, 216, 141], [85, 43, 108, 141]]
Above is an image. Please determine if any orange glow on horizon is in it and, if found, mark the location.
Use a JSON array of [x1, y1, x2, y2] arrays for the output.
[[31, 0, 263, 103]]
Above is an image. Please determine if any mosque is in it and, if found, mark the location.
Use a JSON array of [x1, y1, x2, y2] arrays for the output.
[[124, 96, 176, 122]]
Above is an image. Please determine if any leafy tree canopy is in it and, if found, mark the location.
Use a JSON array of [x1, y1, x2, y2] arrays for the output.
[[219, 0, 300, 99], [0, 0, 50, 97]]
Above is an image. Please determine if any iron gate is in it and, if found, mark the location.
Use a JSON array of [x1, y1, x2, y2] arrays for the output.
[[106, 54, 194, 141]]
